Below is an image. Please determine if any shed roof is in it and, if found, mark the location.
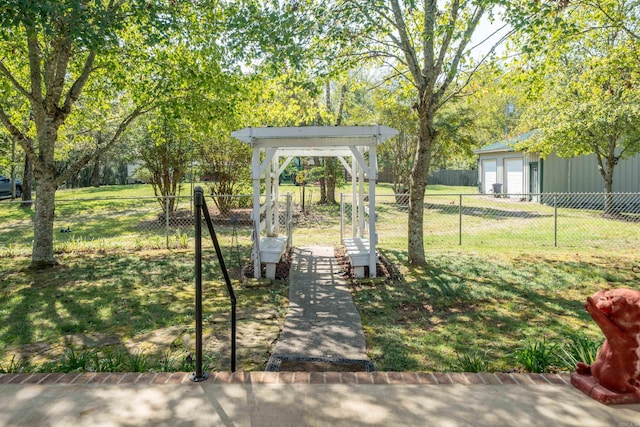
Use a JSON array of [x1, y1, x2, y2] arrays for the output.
[[474, 141, 516, 154], [474, 130, 539, 154]]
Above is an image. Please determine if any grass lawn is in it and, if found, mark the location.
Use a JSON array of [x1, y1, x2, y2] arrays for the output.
[[2, 244, 636, 373], [0, 249, 288, 373], [1, 182, 638, 373], [352, 247, 639, 372], [0, 183, 255, 256]]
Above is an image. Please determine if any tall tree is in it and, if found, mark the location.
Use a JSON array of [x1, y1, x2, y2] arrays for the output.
[[136, 113, 193, 213], [319, 80, 348, 204], [337, 0, 506, 265], [511, 0, 640, 213], [0, 1, 167, 268], [373, 79, 417, 194], [202, 135, 252, 215]]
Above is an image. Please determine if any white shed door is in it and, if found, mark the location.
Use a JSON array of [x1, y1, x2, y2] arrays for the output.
[[505, 159, 523, 195], [482, 160, 497, 194]]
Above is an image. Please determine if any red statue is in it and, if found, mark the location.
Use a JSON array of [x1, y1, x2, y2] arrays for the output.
[[572, 288, 640, 403]]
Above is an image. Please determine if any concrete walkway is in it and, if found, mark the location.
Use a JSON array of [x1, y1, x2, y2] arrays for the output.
[[2, 372, 640, 426], [267, 246, 370, 369]]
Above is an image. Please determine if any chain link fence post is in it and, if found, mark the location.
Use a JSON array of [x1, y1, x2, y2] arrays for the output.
[[340, 193, 344, 242], [554, 194, 558, 247], [459, 194, 463, 245], [165, 195, 170, 249]]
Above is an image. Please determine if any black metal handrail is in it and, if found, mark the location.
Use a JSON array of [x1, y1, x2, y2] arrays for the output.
[[191, 186, 237, 382]]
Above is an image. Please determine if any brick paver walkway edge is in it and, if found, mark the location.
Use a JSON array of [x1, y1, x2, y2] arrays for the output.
[[0, 372, 571, 386]]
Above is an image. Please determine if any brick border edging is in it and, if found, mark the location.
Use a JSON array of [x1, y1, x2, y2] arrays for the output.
[[0, 372, 571, 386]]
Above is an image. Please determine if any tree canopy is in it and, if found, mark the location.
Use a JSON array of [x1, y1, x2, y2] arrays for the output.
[[511, 0, 640, 201], [0, 0, 250, 267], [5, 0, 632, 268], [329, 0, 497, 265]]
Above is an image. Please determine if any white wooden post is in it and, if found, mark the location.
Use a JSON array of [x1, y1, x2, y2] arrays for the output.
[[351, 155, 357, 238], [286, 192, 293, 249], [369, 140, 378, 278], [337, 156, 352, 243], [273, 154, 280, 235], [358, 147, 365, 238], [265, 151, 273, 236], [251, 146, 262, 278]]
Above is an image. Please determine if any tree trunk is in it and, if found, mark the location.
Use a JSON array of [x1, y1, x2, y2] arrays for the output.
[[326, 157, 337, 204], [91, 133, 103, 187], [31, 177, 58, 268], [317, 157, 327, 203], [407, 103, 437, 266], [10, 137, 16, 200], [603, 157, 615, 216], [597, 136, 618, 216], [21, 148, 33, 208], [324, 83, 346, 204], [70, 171, 79, 188], [91, 155, 101, 187], [30, 104, 60, 267]]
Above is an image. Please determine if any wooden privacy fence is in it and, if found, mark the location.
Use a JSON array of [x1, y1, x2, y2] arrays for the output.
[[378, 169, 477, 187]]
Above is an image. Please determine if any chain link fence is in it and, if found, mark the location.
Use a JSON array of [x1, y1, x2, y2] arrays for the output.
[[2, 191, 639, 261], [341, 192, 640, 251], [0, 194, 257, 272]]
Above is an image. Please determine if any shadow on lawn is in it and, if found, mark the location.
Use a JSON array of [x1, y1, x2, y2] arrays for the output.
[[0, 246, 256, 370], [1, 257, 187, 365], [351, 248, 626, 371], [420, 202, 552, 220]]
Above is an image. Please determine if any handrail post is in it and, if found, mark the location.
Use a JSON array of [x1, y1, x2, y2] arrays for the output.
[[191, 187, 208, 382], [200, 189, 237, 373]]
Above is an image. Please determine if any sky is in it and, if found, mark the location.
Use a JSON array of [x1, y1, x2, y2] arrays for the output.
[[469, 10, 512, 60]]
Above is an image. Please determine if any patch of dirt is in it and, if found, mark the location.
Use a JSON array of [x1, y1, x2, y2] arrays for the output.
[[395, 300, 478, 324], [197, 312, 283, 371], [242, 248, 293, 281], [292, 209, 333, 227], [334, 246, 399, 283], [123, 326, 187, 355], [278, 360, 367, 372]]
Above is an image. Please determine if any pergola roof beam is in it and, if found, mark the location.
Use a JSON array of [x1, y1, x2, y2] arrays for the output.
[[231, 125, 398, 146], [278, 156, 295, 176], [337, 156, 352, 176]]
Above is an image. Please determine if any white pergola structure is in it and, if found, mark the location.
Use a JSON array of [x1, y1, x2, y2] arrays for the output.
[[231, 125, 399, 279]]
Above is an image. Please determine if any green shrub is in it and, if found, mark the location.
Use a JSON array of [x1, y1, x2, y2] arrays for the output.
[[513, 336, 558, 373], [448, 349, 492, 372], [557, 333, 603, 371], [95, 348, 130, 372], [58, 346, 96, 372]]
